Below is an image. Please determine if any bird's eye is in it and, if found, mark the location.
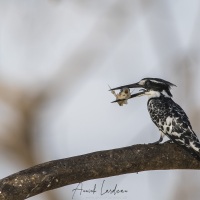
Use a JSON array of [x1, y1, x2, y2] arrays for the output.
[[145, 80, 151, 87]]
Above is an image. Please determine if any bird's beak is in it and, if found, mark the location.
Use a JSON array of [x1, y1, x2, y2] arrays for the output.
[[109, 82, 141, 91], [111, 91, 146, 103], [110, 82, 146, 103]]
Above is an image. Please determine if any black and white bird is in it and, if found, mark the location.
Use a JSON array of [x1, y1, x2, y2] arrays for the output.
[[110, 78, 200, 160]]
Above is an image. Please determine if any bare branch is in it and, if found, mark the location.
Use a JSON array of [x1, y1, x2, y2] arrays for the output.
[[0, 143, 200, 200]]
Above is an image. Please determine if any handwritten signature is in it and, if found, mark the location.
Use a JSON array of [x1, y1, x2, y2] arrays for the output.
[[72, 180, 128, 199]]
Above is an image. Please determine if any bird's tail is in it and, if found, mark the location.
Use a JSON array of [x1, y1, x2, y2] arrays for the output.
[[174, 130, 200, 161], [183, 134, 200, 161], [188, 139, 200, 161]]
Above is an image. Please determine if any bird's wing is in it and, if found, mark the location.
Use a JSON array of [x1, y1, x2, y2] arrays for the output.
[[165, 100, 200, 159]]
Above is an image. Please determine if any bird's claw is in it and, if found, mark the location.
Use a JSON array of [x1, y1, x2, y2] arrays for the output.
[[148, 141, 161, 145], [163, 140, 174, 144]]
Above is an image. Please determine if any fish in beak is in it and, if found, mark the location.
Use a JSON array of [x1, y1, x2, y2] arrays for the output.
[[109, 82, 146, 104]]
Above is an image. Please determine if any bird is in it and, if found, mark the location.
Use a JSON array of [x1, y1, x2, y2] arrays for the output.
[[110, 77, 200, 160]]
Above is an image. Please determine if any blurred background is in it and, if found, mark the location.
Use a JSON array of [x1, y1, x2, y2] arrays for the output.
[[1, 0, 200, 200]]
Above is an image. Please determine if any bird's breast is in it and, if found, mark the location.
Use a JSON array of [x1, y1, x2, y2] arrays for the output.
[[147, 97, 171, 126]]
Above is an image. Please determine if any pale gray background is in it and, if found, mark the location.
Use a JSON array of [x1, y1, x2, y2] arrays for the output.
[[1, 0, 200, 200]]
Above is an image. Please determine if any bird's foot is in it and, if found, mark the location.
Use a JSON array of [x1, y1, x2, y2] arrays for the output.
[[163, 140, 174, 144], [148, 140, 161, 145]]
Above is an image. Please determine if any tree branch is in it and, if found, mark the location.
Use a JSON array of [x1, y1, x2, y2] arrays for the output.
[[0, 143, 200, 200]]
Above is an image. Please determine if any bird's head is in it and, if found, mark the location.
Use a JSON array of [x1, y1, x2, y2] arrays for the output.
[[110, 78, 176, 100]]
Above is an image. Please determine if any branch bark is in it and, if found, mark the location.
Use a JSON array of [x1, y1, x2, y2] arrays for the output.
[[0, 143, 200, 200]]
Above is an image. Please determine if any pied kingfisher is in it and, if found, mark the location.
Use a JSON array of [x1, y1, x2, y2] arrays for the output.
[[111, 78, 200, 160]]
